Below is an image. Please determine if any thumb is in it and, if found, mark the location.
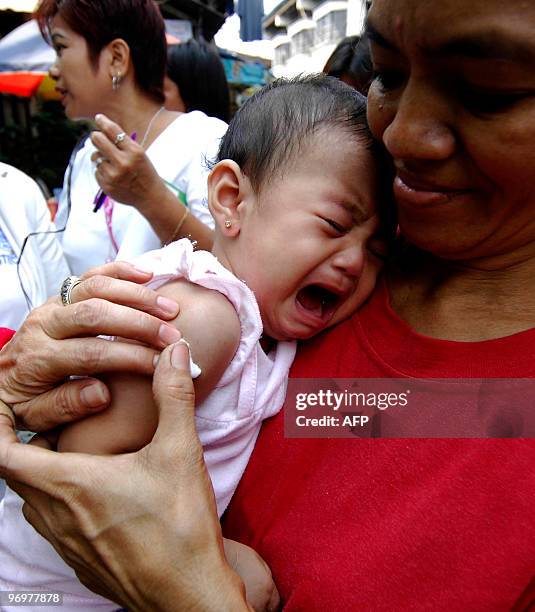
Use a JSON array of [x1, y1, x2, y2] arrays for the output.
[[151, 341, 200, 457], [13, 379, 110, 432], [150, 342, 221, 539]]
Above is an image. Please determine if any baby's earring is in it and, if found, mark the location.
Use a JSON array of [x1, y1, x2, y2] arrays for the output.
[[224, 219, 232, 229]]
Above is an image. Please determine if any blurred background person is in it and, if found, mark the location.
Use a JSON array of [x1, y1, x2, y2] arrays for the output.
[[0, 162, 68, 330], [323, 34, 373, 95], [36, 0, 227, 275], [165, 40, 231, 123]]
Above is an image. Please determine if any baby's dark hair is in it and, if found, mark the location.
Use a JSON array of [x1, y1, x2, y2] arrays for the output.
[[217, 74, 396, 238], [218, 74, 379, 190]]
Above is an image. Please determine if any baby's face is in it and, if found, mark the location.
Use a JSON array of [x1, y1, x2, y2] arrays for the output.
[[231, 130, 386, 341]]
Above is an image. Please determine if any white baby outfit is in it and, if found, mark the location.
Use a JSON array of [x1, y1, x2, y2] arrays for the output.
[[0, 239, 296, 611]]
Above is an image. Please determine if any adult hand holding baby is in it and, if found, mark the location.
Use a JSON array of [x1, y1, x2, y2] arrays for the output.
[[0, 343, 251, 611], [0, 260, 180, 432]]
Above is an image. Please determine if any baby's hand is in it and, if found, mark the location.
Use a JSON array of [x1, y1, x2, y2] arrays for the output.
[[223, 538, 280, 611]]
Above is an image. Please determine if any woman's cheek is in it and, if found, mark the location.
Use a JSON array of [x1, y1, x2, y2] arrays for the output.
[[366, 83, 389, 143]]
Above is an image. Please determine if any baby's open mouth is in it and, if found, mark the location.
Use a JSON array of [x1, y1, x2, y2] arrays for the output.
[[296, 285, 340, 320]]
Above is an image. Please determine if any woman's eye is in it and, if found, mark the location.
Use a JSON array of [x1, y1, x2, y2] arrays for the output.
[[372, 68, 405, 92], [459, 86, 528, 114], [53, 44, 65, 55]]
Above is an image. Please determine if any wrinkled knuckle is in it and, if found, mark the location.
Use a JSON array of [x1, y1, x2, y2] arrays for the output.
[[159, 384, 196, 406], [135, 309, 153, 330], [14, 351, 36, 377], [54, 387, 80, 422], [178, 387, 196, 404], [136, 287, 156, 308], [83, 342, 107, 371], [72, 299, 106, 331], [82, 275, 110, 296]]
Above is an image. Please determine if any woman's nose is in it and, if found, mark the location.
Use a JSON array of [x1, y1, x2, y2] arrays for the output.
[[49, 60, 59, 80], [382, 78, 456, 163]]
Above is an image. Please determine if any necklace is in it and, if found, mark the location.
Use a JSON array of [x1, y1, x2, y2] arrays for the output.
[[139, 105, 165, 148]]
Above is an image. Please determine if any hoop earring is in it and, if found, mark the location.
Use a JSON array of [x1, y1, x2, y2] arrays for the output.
[[112, 73, 122, 91]]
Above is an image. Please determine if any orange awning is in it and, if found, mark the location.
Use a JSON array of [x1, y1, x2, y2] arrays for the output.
[[0, 71, 45, 96]]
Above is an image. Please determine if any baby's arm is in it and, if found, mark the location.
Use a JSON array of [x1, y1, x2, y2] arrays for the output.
[[57, 278, 241, 454]]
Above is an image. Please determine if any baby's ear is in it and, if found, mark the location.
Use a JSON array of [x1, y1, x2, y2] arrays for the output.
[[208, 160, 253, 237]]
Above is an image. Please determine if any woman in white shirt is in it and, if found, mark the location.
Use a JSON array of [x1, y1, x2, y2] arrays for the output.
[[37, 0, 227, 275], [0, 162, 69, 330]]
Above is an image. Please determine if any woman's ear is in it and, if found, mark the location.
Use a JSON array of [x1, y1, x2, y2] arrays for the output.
[[105, 38, 131, 84], [208, 160, 253, 237]]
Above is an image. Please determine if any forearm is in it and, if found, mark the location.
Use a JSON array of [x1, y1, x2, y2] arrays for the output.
[[176, 208, 214, 252], [134, 180, 214, 251]]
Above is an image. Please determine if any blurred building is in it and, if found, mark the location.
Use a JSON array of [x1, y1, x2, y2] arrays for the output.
[[0, 0, 229, 40], [159, 0, 228, 40], [264, 0, 368, 77]]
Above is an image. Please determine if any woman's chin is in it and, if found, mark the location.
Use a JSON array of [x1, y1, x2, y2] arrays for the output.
[[399, 219, 487, 261], [64, 104, 95, 122]]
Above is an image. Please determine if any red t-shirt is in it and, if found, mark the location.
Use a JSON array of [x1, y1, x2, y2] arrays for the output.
[[0, 328, 15, 348], [223, 281, 535, 610]]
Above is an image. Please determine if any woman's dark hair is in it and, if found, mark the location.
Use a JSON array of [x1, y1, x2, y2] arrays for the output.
[[323, 34, 373, 95], [167, 40, 230, 123], [217, 74, 396, 240], [35, 0, 166, 103]]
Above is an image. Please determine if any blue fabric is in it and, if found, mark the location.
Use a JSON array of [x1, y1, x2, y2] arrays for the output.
[[221, 57, 269, 85], [0, 226, 17, 265], [238, 0, 263, 41]]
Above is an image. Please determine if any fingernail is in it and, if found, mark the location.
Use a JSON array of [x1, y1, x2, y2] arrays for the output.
[[153, 353, 160, 368], [171, 340, 189, 368], [159, 324, 182, 345], [157, 296, 179, 316], [80, 384, 108, 409], [95, 113, 103, 122]]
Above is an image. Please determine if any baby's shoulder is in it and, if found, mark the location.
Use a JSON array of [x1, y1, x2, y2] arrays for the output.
[[155, 277, 241, 400], [158, 276, 239, 325]]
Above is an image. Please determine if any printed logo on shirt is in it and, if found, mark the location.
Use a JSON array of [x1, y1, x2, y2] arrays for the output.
[[0, 227, 17, 265]]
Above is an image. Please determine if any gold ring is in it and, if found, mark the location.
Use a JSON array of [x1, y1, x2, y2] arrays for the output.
[[60, 275, 82, 306]]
